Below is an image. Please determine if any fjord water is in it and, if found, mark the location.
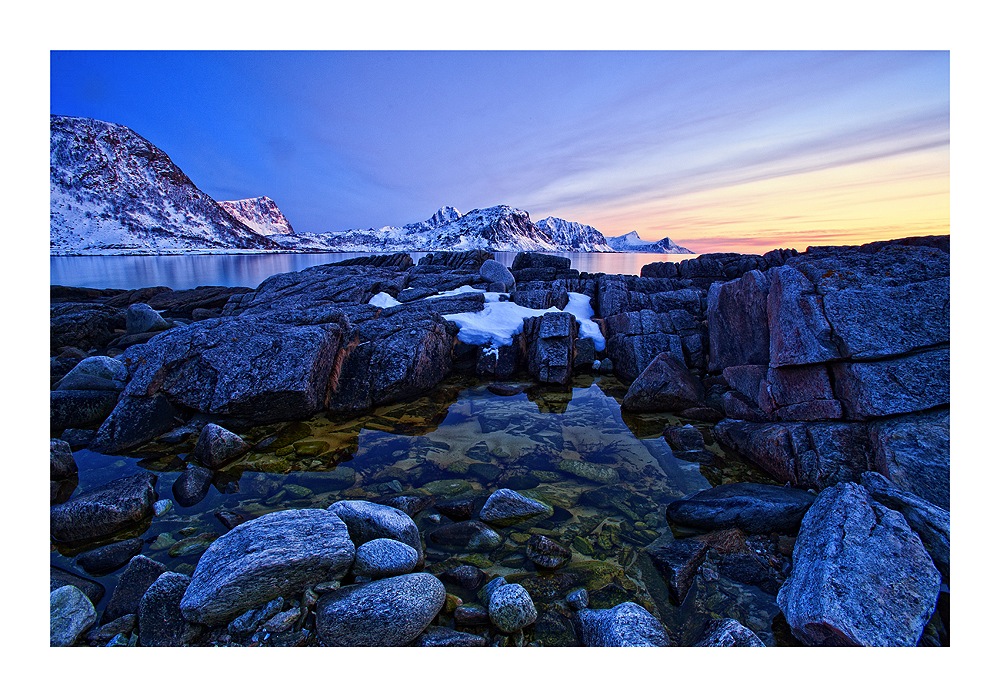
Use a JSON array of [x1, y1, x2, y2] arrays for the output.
[[50, 252, 700, 290], [52, 374, 786, 646]]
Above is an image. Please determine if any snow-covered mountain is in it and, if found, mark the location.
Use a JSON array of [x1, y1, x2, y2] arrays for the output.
[[535, 217, 614, 252], [51, 115, 280, 255], [285, 206, 601, 253], [606, 230, 694, 254], [218, 196, 295, 237]]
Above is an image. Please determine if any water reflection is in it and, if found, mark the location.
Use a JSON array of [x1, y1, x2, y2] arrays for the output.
[[50, 251, 700, 290]]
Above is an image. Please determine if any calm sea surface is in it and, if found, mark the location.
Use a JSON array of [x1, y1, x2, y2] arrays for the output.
[[49, 252, 699, 290]]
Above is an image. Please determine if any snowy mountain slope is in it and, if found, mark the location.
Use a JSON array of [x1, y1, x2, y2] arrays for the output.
[[606, 230, 694, 254], [50, 115, 280, 255], [218, 196, 295, 237], [535, 216, 614, 252]]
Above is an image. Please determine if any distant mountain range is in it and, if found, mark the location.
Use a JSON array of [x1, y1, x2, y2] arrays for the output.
[[50, 115, 695, 256]]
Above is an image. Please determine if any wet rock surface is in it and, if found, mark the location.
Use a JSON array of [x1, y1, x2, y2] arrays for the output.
[[665, 483, 816, 534], [50, 472, 158, 545]]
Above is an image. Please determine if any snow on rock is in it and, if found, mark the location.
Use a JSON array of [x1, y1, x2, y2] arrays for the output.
[[368, 292, 402, 308], [50, 115, 280, 255], [606, 231, 694, 254]]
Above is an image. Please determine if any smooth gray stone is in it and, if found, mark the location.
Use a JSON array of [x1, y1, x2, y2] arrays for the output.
[[353, 538, 419, 579], [172, 466, 213, 508], [694, 618, 766, 647], [103, 554, 167, 622], [665, 482, 816, 534], [327, 500, 423, 565], [55, 355, 128, 391], [578, 602, 670, 647], [488, 583, 537, 633], [479, 259, 515, 291], [479, 488, 552, 527], [192, 423, 249, 469], [138, 572, 199, 647], [126, 303, 172, 334], [51, 585, 97, 647], [180, 508, 355, 626], [315, 572, 445, 646], [50, 472, 157, 545], [51, 566, 105, 605], [777, 483, 941, 646]]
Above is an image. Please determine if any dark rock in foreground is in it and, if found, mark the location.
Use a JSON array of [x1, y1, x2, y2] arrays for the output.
[[50, 438, 77, 480], [777, 483, 940, 646], [193, 423, 250, 469], [479, 488, 553, 527], [665, 482, 816, 534], [103, 554, 167, 622], [51, 566, 105, 605], [180, 508, 355, 626], [50, 585, 97, 647], [138, 572, 200, 647], [578, 602, 670, 647], [50, 472, 157, 545], [622, 352, 705, 412], [315, 572, 445, 646], [415, 625, 488, 647], [75, 538, 144, 576], [646, 537, 708, 605]]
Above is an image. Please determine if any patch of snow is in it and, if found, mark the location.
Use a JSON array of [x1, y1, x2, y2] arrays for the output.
[[565, 292, 606, 351], [368, 292, 401, 308]]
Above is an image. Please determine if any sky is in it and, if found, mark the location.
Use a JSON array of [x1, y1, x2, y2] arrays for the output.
[[49, 50, 949, 254]]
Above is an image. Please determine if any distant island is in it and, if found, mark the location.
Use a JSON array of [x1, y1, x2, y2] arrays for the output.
[[50, 115, 694, 256]]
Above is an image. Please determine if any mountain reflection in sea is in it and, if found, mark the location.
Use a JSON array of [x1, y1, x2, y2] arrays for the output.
[[51, 373, 788, 646], [49, 251, 700, 291]]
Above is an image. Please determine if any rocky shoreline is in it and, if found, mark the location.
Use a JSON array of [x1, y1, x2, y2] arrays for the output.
[[49, 237, 950, 647]]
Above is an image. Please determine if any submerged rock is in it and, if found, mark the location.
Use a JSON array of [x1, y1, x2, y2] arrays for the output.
[[428, 521, 502, 551], [172, 466, 214, 508], [665, 483, 816, 534], [479, 488, 553, 527], [50, 472, 158, 545], [415, 625, 488, 647], [51, 566, 105, 605], [526, 534, 572, 570], [577, 602, 670, 647], [193, 423, 250, 469], [777, 483, 940, 646], [180, 508, 355, 626], [315, 572, 445, 646], [646, 537, 709, 605], [50, 585, 97, 647], [75, 538, 144, 576]]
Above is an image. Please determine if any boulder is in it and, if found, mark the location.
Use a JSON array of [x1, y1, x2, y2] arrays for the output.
[[479, 488, 553, 527], [50, 303, 125, 351], [526, 535, 572, 570], [75, 538, 144, 576], [415, 626, 488, 647], [831, 349, 949, 419], [488, 582, 537, 633], [172, 466, 214, 508], [646, 538, 709, 605], [315, 572, 445, 646], [707, 270, 771, 371], [50, 585, 97, 647], [665, 483, 816, 534], [138, 572, 199, 647], [112, 317, 344, 423], [90, 394, 178, 454], [192, 423, 250, 469], [428, 521, 502, 551], [603, 310, 689, 383], [869, 410, 950, 510], [353, 538, 420, 580], [522, 311, 577, 385], [126, 303, 173, 334], [511, 252, 571, 271], [694, 618, 766, 647], [861, 472, 950, 582], [327, 500, 423, 565], [180, 508, 355, 626], [577, 602, 670, 647], [776, 483, 941, 646], [50, 472, 158, 545], [50, 389, 120, 433], [622, 352, 705, 412], [103, 554, 167, 622], [54, 355, 128, 392], [50, 439, 77, 480], [479, 259, 515, 291], [51, 566, 105, 605]]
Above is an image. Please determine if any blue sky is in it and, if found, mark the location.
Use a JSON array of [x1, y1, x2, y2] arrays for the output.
[[50, 50, 949, 252]]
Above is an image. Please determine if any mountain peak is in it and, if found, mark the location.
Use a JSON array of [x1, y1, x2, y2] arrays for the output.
[[218, 196, 295, 237], [606, 230, 694, 254]]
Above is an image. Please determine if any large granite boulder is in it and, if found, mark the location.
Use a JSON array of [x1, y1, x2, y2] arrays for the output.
[[665, 482, 815, 534], [315, 572, 445, 646], [180, 508, 355, 626], [50, 389, 121, 433], [327, 500, 423, 565], [577, 602, 670, 647], [125, 303, 172, 334], [777, 483, 941, 646], [622, 352, 705, 412], [50, 585, 97, 647], [832, 349, 949, 419], [90, 394, 178, 454], [50, 472, 158, 545], [105, 317, 344, 426], [707, 269, 770, 371]]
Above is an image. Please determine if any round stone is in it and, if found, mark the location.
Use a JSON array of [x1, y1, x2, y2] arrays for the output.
[[353, 538, 419, 579], [488, 582, 537, 633]]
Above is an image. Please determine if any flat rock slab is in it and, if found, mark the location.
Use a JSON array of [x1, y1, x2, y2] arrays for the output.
[[315, 572, 445, 646], [777, 483, 940, 646], [180, 508, 355, 626], [50, 472, 157, 545], [578, 602, 670, 647], [666, 482, 816, 534]]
